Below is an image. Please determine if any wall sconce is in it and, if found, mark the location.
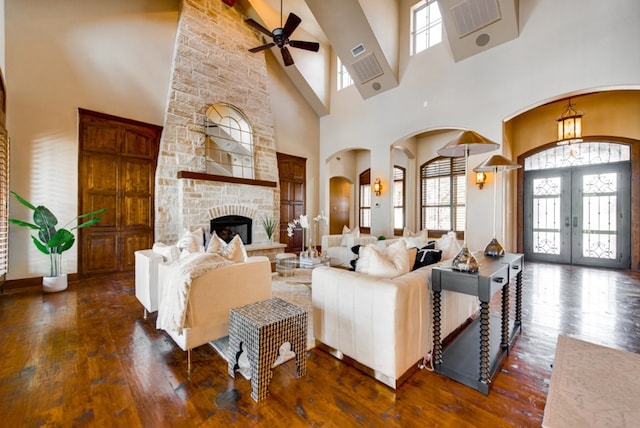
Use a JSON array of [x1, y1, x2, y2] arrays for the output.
[[373, 178, 382, 196], [475, 172, 487, 189]]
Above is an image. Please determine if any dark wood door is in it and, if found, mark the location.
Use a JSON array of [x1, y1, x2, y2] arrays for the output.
[[78, 109, 161, 276], [277, 153, 306, 254], [329, 176, 350, 234]]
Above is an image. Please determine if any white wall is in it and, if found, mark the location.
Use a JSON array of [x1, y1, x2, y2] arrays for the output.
[[6, 0, 180, 279], [318, 0, 640, 251]]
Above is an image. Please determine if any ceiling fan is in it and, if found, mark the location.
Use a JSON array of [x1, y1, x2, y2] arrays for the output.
[[245, 1, 319, 66]]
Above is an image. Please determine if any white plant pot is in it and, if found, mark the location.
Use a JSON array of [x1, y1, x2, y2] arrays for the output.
[[43, 274, 68, 293]]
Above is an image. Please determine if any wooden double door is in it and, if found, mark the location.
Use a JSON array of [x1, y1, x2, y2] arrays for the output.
[[78, 109, 161, 277]]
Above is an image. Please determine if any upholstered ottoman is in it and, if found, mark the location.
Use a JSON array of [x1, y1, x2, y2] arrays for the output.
[[228, 297, 307, 401]]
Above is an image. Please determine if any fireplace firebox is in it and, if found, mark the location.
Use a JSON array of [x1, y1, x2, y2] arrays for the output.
[[210, 215, 252, 244]]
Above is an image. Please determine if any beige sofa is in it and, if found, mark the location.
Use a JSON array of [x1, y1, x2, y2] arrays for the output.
[[156, 255, 272, 374], [312, 260, 477, 389]]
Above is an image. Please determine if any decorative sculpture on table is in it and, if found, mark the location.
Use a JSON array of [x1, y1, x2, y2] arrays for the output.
[[437, 130, 499, 273], [473, 154, 521, 256]]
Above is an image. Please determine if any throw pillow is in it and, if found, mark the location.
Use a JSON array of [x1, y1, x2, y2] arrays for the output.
[[205, 231, 227, 253], [412, 248, 443, 270], [176, 228, 204, 253], [340, 225, 360, 247], [436, 231, 462, 260], [355, 244, 374, 274], [208, 234, 247, 263], [365, 240, 411, 278], [403, 227, 429, 240], [152, 242, 181, 263], [349, 244, 361, 271]]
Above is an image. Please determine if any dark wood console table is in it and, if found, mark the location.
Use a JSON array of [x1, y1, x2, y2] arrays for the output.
[[432, 252, 524, 394]]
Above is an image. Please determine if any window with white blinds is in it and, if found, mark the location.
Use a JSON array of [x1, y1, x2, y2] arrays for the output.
[[420, 156, 466, 235]]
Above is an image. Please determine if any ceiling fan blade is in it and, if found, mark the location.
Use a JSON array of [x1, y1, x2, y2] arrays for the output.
[[249, 42, 275, 53], [289, 40, 320, 52], [245, 18, 273, 38], [280, 46, 294, 66], [282, 13, 302, 38]]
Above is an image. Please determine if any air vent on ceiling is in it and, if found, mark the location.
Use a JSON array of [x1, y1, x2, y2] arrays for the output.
[[351, 53, 383, 84], [451, 0, 501, 38], [351, 43, 366, 57]]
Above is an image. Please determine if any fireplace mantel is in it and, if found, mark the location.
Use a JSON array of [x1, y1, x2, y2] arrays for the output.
[[177, 171, 277, 188]]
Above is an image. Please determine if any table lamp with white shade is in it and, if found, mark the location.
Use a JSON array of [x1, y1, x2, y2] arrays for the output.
[[437, 130, 499, 273], [473, 154, 521, 256]]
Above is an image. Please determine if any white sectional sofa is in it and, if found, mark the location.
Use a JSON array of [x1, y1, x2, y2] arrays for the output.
[[311, 252, 477, 389]]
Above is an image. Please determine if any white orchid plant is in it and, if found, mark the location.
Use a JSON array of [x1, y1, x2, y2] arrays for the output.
[[286, 212, 328, 237]]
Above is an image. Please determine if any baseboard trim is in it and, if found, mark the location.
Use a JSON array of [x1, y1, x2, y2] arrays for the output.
[[2, 273, 79, 293]]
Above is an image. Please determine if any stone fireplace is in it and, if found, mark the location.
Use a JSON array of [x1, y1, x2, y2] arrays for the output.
[[153, 0, 279, 246], [210, 215, 252, 244]]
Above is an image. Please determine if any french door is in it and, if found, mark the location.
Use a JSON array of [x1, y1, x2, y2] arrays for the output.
[[523, 162, 631, 269]]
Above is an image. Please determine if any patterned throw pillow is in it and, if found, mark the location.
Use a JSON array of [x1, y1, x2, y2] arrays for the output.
[[412, 247, 442, 270], [207, 233, 247, 263]]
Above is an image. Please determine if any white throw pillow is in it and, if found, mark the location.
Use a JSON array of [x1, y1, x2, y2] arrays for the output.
[[208, 234, 247, 263], [366, 241, 411, 278], [403, 236, 430, 249], [436, 231, 462, 260], [176, 227, 205, 253], [356, 239, 411, 278], [152, 242, 181, 263], [403, 227, 429, 240], [340, 225, 360, 247], [355, 244, 374, 273]]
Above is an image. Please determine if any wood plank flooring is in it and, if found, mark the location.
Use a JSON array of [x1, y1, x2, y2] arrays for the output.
[[1, 262, 639, 427]]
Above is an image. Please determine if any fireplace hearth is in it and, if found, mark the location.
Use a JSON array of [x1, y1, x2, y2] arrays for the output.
[[210, 215, 252, 244]]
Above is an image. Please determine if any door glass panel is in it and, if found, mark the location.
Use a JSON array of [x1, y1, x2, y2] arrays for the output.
[[582, 172, 617, 259], [531, 177, 562, 255]]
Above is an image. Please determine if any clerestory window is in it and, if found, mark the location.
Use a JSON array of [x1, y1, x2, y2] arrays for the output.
[[411, 0, 443, 55]]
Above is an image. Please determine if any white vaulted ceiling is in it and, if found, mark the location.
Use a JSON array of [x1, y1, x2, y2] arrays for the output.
[[240, 0, 519, 115]]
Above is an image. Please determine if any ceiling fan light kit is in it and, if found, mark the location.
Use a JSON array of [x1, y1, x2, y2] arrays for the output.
[[245, 1, 319, 66]]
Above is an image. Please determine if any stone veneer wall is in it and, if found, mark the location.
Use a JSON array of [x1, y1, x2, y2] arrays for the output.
[[156, 0, 279, 245]]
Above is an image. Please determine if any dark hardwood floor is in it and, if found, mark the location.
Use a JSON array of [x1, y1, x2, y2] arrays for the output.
[[1, 262, 639, 427]]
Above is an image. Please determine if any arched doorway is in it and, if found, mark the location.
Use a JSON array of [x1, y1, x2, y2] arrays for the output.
[[522, 141, 631, 268]]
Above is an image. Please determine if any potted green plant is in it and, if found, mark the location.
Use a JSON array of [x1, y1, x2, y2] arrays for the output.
[[261, 214, 276, 244], [8, 191, 107, 293]]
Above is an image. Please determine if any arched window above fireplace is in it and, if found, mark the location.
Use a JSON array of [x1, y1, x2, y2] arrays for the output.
[[204, 102, 255, 179]]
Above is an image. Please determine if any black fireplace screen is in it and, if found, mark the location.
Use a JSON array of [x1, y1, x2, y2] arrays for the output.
[[210, 215, 252, 244]]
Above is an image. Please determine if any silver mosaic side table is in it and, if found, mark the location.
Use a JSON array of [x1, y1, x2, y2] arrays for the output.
[[228, 297, 308, 401]]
